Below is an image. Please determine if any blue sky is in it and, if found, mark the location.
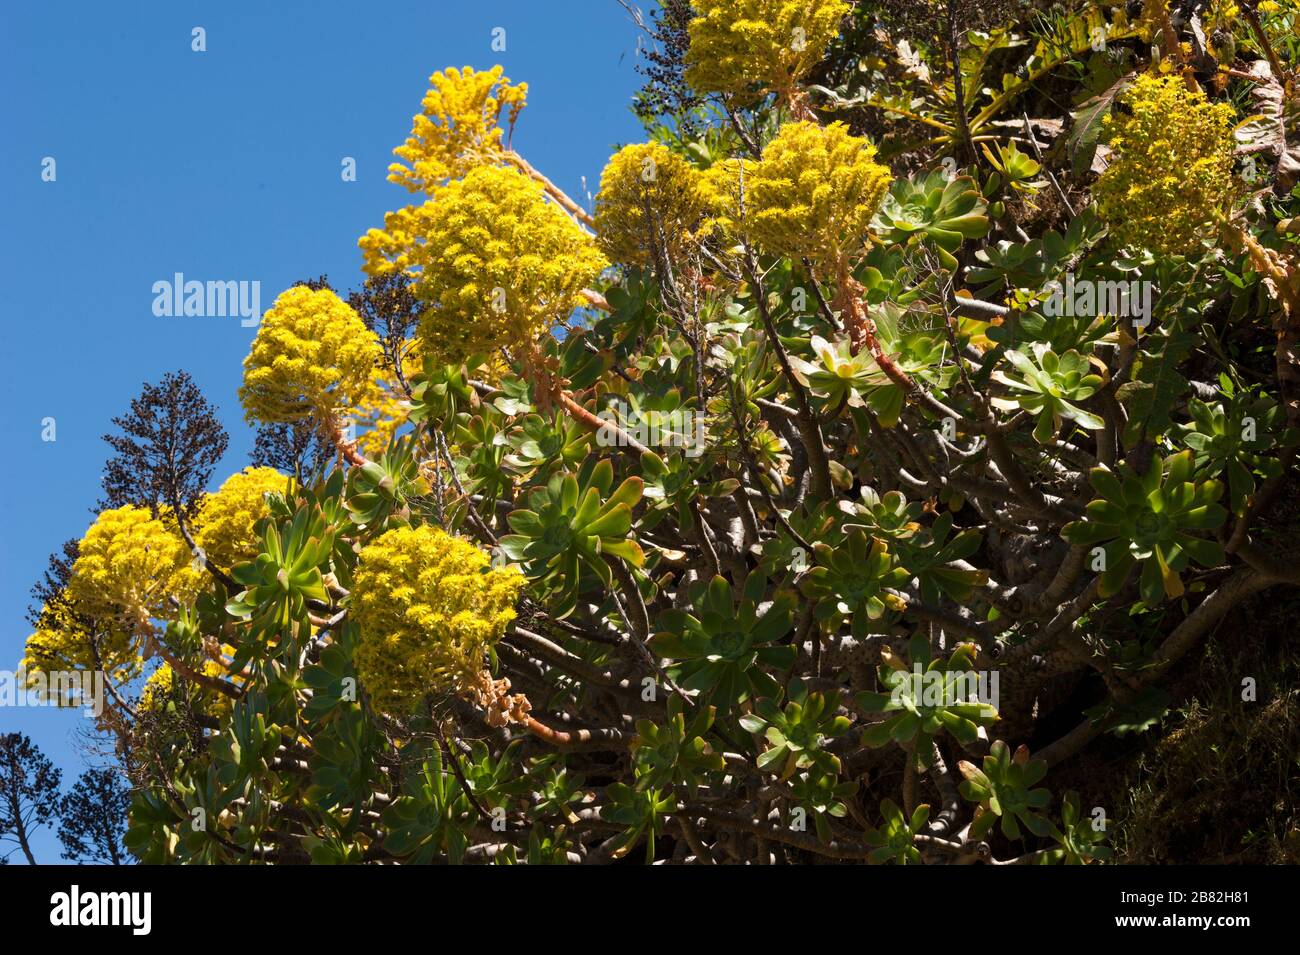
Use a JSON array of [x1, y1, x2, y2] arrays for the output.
[[0, 0, 648, 864]]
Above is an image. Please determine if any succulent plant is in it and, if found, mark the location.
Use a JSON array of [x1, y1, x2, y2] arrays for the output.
[[980, 139, 1043, 191], [505, 411, 592, 475], [345, 436, 429, 529], [789, 335, 887, 411], [1063, 451, 1228, 606], [739, 680, 851, 780], [857, 635, 999, 767], [225, 506, 332, 632], [632, 695, 726, 794], [500, 459, 644, 616], [1176, 386, 1290, 513], [991, 343, 1105, 443], [788, 770, 858, 845], [965, 213, 1105, 291], [958, 740, 1053, 841], [880, 511, 987, 605], [603, 783, 676, 862], [865, 798, 930, 864], [790, 322, 950, 429], [1043, 790, 1113, 864], [453, 415, 513, 503], [850, 487, 922, 538], [383, 750, 471, 864], [801, 529, 911, 638], [872, 169, 990, 269], [650, 574, 795, 706], [407, 354, 477, 424]]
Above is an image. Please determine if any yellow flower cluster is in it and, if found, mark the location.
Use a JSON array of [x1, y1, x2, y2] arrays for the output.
[[65, 506, 199, 638], [239, 286, 382, 426], [350, 525, 524, 713], [138, 662, 176, 711], [594, 142, 707, 266], [388, 65, 528, 195], [360, 164, 607, 367], [685, 0, 850, 99], [22, 599, 138, 691], [1094, 73, 1238, 257], [193, 467, 287, 569], [710, 120, 890, 266]]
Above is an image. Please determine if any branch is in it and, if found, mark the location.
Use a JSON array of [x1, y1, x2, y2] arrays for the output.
[[744, 252, 834, 500], [1033, 568, 1274, 766]]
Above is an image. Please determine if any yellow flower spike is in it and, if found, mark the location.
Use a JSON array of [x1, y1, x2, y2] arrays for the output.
[[684, 0, 851, 102], [350, 525, 524, 714], [593, 142, 707, 266], [239, 285, 382, 427], [388, 65, 528, 195], [192, 467, 289, 570], [1094, 73, 1237, 257], [360, 164, 608, 369], [65, 506, 199, 641], [743, 120, 891, 267], [22, 599, 139, 695]]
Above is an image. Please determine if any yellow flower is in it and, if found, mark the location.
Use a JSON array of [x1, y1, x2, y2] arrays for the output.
[[193, 467, 289, 569], [360, 164, 607, 367], [1094, 73, 1237, 257], [736, 120, 891, 266], [388, 65, 528, 195], [239, 286, 382, 426], [137, 662, 176, 712], [22, 598, 140, 695], [685, 0, 850, 100], [350, 525, 524, 713], [593, 143, 706, 266], [65, 506, 199, 640]]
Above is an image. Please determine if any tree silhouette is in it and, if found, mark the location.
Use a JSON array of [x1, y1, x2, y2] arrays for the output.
[[58, 768, 130, 865], [0, 734, 62, 865], [250, 419, 333, 476], [99, 370, 229, 519]]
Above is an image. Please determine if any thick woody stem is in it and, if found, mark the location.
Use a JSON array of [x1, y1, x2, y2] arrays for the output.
[[838, 273, 975, 426], [836, 267, 916, 389], [1033, 568, 1274, 766], [1240, 1, 1289, 87], [557, 390, 652, 456], [326, 412, 368, 467], [518, 338, 651, 454], [745, 253, 834, 500]]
